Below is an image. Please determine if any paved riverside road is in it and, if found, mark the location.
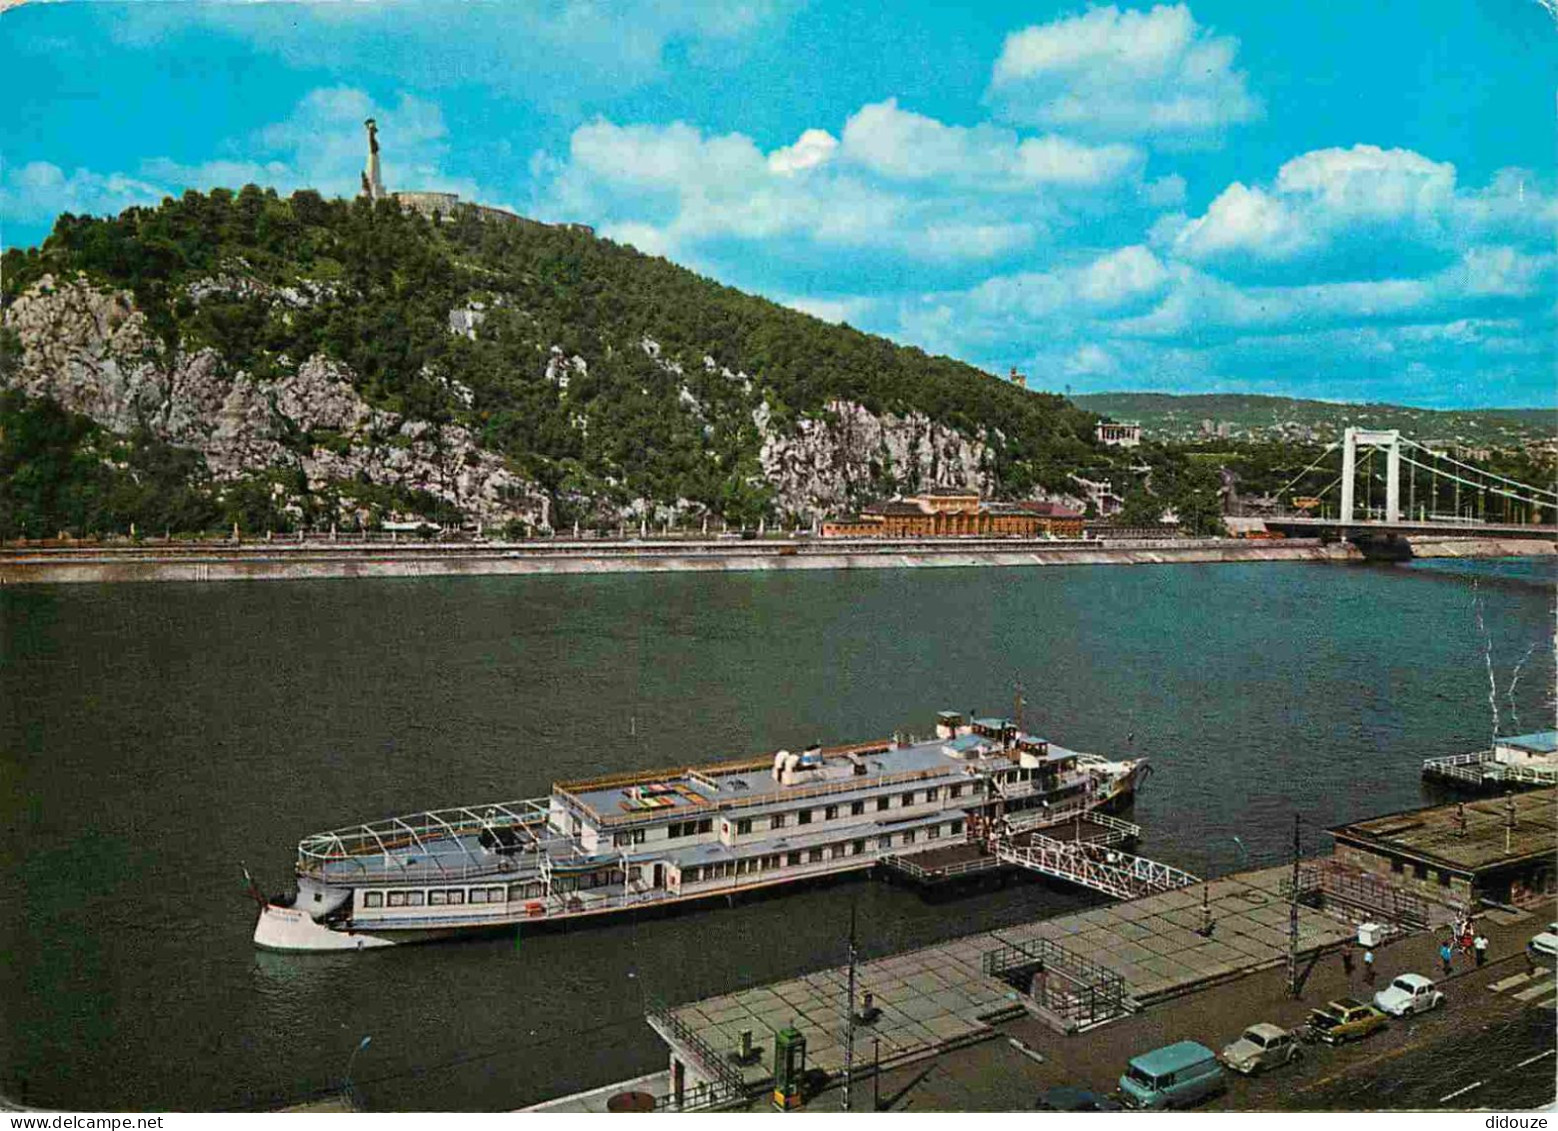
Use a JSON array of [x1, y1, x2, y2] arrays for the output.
[[775, 907, 1557, 1113]]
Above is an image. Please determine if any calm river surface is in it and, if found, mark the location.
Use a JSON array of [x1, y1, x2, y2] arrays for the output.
[[2, 558, 1553, 1110]]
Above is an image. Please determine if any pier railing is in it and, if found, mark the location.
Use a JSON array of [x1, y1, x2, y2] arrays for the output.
[[1421, 750, 1558, 787], [645, 1000, 751, 1109], [1283, 860, 1429, 929], [879, 850, 1001, 882], [1004, 805, 1140, 843], [982, 935, 1130, 1027]]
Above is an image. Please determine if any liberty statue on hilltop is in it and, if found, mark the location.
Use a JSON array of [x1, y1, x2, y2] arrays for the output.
[[361, 118, 385, 201]]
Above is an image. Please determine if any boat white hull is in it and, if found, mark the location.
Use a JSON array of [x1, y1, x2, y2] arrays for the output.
[[253, 903, 455, 951]]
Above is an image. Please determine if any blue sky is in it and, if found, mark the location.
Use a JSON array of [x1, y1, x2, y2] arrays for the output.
[[3, 0, 1554, 408]]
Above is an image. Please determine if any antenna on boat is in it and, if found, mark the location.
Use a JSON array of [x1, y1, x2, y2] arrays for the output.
[[1013, 678, 1025, 736]]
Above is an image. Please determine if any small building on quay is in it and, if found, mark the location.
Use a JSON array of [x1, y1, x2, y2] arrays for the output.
[[1328, 788, 1557, 910], [820, 490, 1083, 539]]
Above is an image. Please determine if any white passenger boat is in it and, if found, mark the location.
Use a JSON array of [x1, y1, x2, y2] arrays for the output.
[[252, 710, 1147, 951]]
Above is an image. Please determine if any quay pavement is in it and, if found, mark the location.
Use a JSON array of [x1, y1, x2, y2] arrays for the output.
[[530, 865, 1558, 1112], [782, 899, 1556, 1112]]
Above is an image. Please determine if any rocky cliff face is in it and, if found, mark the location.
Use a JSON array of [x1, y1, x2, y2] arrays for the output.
[[5, 272, 1075, 530], [3, 275, 549, 528], [758, 399, 996, 516]]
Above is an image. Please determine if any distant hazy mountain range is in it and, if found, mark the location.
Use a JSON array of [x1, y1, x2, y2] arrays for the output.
[[1073, 393, 1556, 447]]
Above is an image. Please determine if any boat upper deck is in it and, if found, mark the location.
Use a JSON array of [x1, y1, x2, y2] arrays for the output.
[[552, 731, 1078, 830], [296, 798, 558, 875], [291, 722, 1104, 885]]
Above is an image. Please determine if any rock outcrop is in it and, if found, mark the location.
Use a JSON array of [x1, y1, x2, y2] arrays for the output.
[[6, 273, 1070, 531], [757, 399, 995, 517], [4, 275, 549, 528]]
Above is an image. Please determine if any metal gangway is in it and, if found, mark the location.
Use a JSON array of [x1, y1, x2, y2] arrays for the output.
[[992, 829, 1199, 901]]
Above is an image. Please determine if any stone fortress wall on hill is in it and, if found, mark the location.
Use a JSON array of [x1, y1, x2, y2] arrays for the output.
[[391, 190, 594, 236]]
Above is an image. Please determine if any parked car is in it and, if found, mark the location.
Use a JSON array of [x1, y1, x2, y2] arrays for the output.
[[1118, 1041, 1227, 1110], [1035, 1086, 1123, 1112], [1305, 998, 1389, 1045], [1220, 1023, 1303, 1075], [1528, 922, 1558, 962], [1372, 973, 1446, 1017]]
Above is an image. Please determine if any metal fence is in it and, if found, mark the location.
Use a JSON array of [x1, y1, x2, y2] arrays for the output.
[[982, 935, 1130, 1027], [1283, 860, 1429, 929], [645, 1001, 751, 1099]]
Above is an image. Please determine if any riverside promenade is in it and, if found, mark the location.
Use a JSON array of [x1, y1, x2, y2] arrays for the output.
[[6, 532, 1550, 586], [527, 862, 1555, 1113], [526, 863, 1367, 1112]]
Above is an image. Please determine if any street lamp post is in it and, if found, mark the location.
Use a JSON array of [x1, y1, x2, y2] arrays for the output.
[[344, 1035, 372, 1110]]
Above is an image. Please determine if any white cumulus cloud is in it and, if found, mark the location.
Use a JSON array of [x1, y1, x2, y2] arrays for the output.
[[987, 4, 1260, 142], [839, 98, 1141, 188], [0, 162, 167, 224], [1170, 144, 1552, 284], [768, 129, 839, 176]]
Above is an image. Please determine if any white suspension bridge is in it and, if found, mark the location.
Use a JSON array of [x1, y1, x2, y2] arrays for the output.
[[1261, 427, 1557, 538]]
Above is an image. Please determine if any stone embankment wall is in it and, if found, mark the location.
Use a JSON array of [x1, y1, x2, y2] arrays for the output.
[[3, 535, 1549, 587], [1, 538, 1358, 585], [1406, 537, 1556, 559]]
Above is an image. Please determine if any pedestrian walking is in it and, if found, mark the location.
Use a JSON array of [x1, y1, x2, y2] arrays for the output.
[[1440, 939, 1454, 977], [1474, 934, 1489, 967], [1363, 948, 1375, 984], [1342, 940, 1356, 979]]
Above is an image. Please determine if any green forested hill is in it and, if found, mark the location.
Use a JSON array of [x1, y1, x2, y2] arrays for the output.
[[1075, 392, 1555, 446], [1, 187, 1104, 535]]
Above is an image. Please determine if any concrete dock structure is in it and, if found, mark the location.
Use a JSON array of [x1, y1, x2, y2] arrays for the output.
[[531, 863, 1365, 1111]]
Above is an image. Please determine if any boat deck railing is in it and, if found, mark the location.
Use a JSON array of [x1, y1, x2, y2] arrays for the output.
[[295, 797, 553, 876], [1422, 750, 1558, 786]]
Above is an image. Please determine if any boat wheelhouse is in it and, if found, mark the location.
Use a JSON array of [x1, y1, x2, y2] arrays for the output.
[[253, 710, 1146, 951]]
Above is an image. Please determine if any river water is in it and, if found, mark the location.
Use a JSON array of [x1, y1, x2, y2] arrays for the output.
[[1, 558, 1553, 1111]]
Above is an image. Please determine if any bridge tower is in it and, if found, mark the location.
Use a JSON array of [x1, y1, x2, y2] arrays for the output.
[[1340, 427, 1402, 525]]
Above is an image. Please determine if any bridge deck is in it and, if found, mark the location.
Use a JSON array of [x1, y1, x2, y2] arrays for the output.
[[1267, 517, 1557, 538]]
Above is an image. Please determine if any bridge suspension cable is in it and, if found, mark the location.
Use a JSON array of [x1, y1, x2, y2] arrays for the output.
[[1272, 442, 1341, 500], [1398, 436, 1558, 501], [1397, 454, 1556, 512]]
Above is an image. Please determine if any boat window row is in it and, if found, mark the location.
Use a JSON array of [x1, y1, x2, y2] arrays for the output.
[[665, 818, 715, 840], [682, 820, 964, 883], [359, 870, 632, 910], [996, 768, 1052, 782], [735, 784, 974, 835]]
